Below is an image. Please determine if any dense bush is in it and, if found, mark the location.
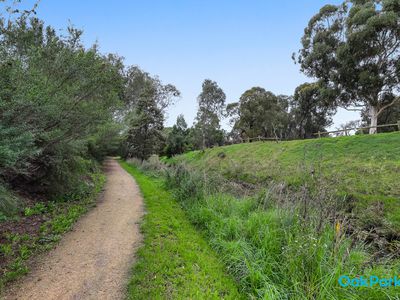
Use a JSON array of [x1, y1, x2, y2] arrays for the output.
[[0, 14, 124, 201]]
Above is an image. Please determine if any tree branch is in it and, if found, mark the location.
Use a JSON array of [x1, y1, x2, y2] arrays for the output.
[[377, 96, 400, 117]]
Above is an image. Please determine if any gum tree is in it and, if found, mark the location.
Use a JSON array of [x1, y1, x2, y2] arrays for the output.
[[194, 79, 226, 149], [296, 0, 400, 134]]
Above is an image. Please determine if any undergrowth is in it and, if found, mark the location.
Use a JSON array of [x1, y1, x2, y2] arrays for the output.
[[0, 168, 105, 293]]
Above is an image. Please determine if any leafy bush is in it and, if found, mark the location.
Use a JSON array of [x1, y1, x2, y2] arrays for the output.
[[0, 14, 124, 197]]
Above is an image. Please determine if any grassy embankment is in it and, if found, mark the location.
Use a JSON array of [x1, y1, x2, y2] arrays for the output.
[[169, 132, 400, 234], [153, 132, 400, 299], [0, 169, 105, 293], [120, 161, 242, 300]]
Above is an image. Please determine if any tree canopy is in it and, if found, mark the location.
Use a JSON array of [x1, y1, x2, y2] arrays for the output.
[[296, 0, 400, 133], [193, 79, 226, 149], [227, 87, 291, 140], [291, 83, 336, 138]]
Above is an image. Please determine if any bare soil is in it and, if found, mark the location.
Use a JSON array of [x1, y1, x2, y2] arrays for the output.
[[4, 159, 144, 300]]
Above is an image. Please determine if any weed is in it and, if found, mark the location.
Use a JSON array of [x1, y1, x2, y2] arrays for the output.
[[24, 203, 47, 217], [0, 244, 13, 257]]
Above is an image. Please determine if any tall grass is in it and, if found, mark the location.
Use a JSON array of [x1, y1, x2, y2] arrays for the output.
[[133, 157, 400, 299], [0, 184, 20, 218]]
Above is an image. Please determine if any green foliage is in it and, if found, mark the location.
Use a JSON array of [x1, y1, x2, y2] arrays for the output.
[[0, 183, 20, 217], [227, 87, 291, 140], [291, 82, 336, 138], [0, 13, 124, 195], [193, 79, 226, 149], [87, 122, 124, 161], [164, 114, 191, 157], [0, 170, 106, 291], [120, 161, 242, 299], [23, 202, 46, 217], [361, 100, 400, 133], [122, 66, 180, 160], [296, 0, 400, 132], [171, 132, 400, 233]]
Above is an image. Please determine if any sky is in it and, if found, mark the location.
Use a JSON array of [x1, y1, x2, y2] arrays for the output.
[[31, 0, 359, 129]]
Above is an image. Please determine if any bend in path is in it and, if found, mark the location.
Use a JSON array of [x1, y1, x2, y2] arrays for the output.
[[4, 158, 144, 300]]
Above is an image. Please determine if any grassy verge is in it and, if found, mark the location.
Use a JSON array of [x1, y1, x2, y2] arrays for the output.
[[167, 133, 400, 235], [120, 161, 242, 300], [0, 171, 105, 293], [133, 156, 400, 299]]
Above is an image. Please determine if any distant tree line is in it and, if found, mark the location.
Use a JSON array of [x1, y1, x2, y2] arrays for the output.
[[161, 80, 336, 158]]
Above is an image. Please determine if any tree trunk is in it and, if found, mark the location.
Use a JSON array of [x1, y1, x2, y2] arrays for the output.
[[369, 105, 378, 134]]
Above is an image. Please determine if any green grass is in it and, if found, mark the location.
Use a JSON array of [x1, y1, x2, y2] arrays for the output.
[[183, 193, 400, 300], [168, 132, 400, 232], [127, 154, 400, 299], [155, 156, 400, 299], [120, 161, 243, 300]]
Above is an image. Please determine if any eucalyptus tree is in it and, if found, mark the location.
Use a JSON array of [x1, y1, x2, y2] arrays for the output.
[[227, 87, 290, 139], [295, 0, 400, 134], [292, 83, 336, 138], [123, 67, 180, 160], [194, 79, 226, 149]]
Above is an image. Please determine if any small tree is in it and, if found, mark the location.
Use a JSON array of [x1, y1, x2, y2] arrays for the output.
[[296, 0, 400, 134]]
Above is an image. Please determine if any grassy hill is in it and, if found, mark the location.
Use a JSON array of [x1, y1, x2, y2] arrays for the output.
[[169, 132, 400, 233]]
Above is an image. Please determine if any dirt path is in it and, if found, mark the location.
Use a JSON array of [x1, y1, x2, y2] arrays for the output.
[[4, 159, 144, 300]]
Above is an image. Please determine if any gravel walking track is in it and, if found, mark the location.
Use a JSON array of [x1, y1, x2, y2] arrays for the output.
[[4, 159, 144, 300]]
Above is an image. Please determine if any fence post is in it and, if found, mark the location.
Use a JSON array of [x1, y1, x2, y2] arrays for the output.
[[318, 131, 321, 138], [398, 120, 400, 131]]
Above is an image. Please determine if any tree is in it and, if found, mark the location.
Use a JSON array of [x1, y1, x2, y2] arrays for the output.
[[123, 66, 180, 113], [194, 79, 226, 149], [295, 0, 400, 134], [227, 87, 290, 140], [125, 86, 164, 160], [164, 114, 190, 157], [122, 67, 180, 160], [292, 83, 336, 138]]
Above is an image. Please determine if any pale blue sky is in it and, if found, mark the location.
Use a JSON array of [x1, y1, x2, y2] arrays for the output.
[[33, 0, 358, 129]]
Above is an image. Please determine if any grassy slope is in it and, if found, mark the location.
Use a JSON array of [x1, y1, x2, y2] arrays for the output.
[[171, 132, 400, 231], [120, 161, 242, 300]]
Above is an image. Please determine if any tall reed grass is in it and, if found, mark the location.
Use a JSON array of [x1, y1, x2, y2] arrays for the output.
[[132, 157, 400, 299]]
